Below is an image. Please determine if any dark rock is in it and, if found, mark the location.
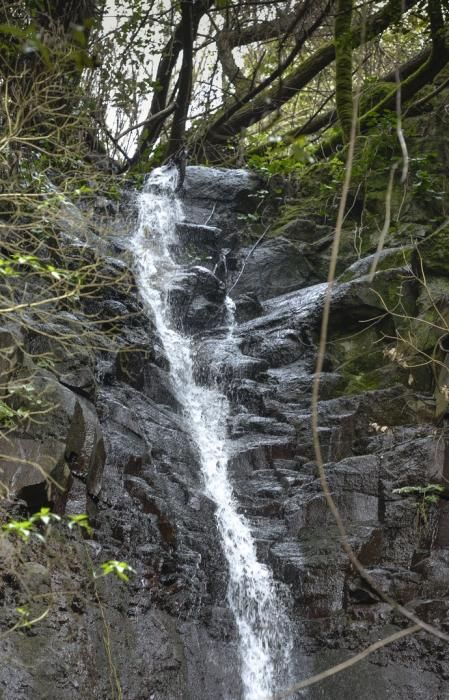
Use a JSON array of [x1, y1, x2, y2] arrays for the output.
[[182, 166, 261, 205], [181, 166, 262, 242], [94, 195, 119, 216], [176, 221, 222, 255], [230, 237, 319, 300], [194, 336, 269, 385], [277, 217, 331, 244], [234, 293, 263, 322], [168, 265, 227, 332], [23, 319, 97, 399], [3, 165, 449, 700], [329, 267, 418, 331], [0, 372, 104, 512]]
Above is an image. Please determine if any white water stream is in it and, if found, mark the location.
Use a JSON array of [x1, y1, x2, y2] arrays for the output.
[[133, 166, 293, 700]]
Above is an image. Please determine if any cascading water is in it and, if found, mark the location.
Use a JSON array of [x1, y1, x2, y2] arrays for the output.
[[133, 166, 293, 700]]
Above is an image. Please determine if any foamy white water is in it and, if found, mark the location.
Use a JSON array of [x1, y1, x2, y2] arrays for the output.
[[133, 165, 293, 700]]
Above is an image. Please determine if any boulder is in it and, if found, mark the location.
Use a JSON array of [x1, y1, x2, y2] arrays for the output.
[[0, 371, 104, 511], [230, 237, 318, 300], [182, 166, 261, 204], [168, 265, 227, 332], [181, 166, 262, 241]]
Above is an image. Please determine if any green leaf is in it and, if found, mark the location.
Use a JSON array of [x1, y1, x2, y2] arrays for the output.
[[2, 519, 35, 541], [96, 560, 135, 582], [0, 399, 16, 424], [67, 514, 93, 536], [0, 23, 28, 39], [393, 483, 444, 497], [31, 507, 61, 526]]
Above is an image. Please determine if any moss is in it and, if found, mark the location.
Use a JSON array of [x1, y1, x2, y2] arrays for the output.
[[403, 277, 449, 360], [338, 364, 419, 396], [338, 271, 356, 283], [341, 371, 382, 395], [409, 307, 447, 355], [273, 203, 309, 232], [368, 269, 418, 324], [329, 325, 387, 396], [331, 339, 384, 373], [335, 0, 354, 142], [359, 81, 396, 112], [272, 157, 345, 235], [327, 315, 429, 397], [418, 222, 449, 277]]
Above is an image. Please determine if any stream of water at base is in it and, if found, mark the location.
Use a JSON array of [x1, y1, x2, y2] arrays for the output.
[[133, 166, 293, 700]]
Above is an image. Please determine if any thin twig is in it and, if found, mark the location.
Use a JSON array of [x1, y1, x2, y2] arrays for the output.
[[368, 161, 399, 280], [228, 225, 270, 294], [204, 202, 217, 226], [395, 66, 409, 184], [271, 625, 421, 698], [115, 102, 176, 141]]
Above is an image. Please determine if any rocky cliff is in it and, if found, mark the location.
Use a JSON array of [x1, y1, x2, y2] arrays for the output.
[[1, 161, 449, 699]]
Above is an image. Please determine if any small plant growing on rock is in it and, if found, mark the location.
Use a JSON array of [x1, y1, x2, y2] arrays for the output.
[[393, 483, 445, 527], [2, 507, 61, 542], [95, 560, 136, 582], [2, 509, 135, 578], [67, 513, 93, 536]]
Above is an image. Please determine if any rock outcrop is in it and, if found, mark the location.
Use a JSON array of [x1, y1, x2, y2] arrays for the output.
[[1, 165, 448, 699]]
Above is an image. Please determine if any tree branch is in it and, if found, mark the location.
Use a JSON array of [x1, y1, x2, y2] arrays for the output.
[[200, 0, 420, 147], [289, 44, 432, 139], [166, 0, 195, 157], [201, 0, 332, 143], [128, 0, 212, 170]]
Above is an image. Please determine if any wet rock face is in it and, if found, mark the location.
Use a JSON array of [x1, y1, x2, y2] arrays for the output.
[[181, 166, 262, 239], [0, 366, 104, 513], [230, 237, 320, 300], [2, 167, 449, 700], [167, 265, 226, 332]]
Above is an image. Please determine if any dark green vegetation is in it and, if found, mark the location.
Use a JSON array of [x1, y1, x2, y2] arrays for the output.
[[271, 68, 449, 407]]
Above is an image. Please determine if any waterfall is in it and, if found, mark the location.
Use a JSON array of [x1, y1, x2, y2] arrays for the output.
[[133, 166, 293, 700]]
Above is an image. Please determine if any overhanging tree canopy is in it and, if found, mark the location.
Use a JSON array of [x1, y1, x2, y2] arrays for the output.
[[0, 0, 448, 170]]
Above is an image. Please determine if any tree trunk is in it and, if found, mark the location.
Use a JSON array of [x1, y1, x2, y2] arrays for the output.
[[334, 0, 353, 142], [166, 0, 195, 158]]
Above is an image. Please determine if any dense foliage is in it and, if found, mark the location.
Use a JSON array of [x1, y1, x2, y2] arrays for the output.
[[0, 0, 447, 172]]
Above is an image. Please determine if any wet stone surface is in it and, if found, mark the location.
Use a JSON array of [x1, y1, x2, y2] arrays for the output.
[[1, 165, 449, 699]]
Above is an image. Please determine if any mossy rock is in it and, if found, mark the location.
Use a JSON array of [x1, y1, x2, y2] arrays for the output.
[[336, 362, 432, 397], [404, 277, 449, 358], [341, 369, 382, 395], [416, 276, 449, 312], [328, 325, 392, 396], [392, 222, 432, 246], [368, 267, 418, 323], [329, 325, 385, 372], [338, 246, 414, 283], [418, 222, 449, 277], [327, 281, 433, 397], [271, 215, 332, 244]]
